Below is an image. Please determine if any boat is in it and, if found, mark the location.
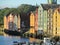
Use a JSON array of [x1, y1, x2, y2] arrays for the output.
[[4, 29, 22, 36], [4, 28, 29, 36]]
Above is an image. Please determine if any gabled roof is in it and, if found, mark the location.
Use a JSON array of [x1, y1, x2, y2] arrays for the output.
[[41, 4, 60, 10]]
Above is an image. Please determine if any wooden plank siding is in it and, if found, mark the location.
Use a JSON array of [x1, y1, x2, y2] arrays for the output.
[[35, 8, 38, 32], [17, 15, 20, 29], [4, 13, 20, 30], [30, 12, 35, 34]]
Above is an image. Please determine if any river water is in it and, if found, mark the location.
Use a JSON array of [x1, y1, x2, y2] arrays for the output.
[[0, 35, 41, 45]]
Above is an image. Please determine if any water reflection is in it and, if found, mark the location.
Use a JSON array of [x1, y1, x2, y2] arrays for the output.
[[0, 34, 42, 45], [0, 35, 29, 45], [29, 37, 36, 42], [29, 37, 42, 43]]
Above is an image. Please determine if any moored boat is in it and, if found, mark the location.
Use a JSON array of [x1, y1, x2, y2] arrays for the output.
[[4, 29, 22, 36]]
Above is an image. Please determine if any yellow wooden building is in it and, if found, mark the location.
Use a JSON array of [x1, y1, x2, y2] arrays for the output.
[[53, 7, 60, 36], [29, 12, 35, 34]]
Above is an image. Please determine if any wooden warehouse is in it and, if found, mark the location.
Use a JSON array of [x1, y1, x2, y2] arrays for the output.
[[4, 12, 20, 30]]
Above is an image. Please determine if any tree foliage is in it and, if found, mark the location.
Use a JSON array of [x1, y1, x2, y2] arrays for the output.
[[18, 4, 36, 13], [0, 4, 37, 25]]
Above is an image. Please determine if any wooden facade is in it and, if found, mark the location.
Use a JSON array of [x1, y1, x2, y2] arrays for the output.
[[17, 15, 20, 29], [29, 12, 35, 34], [4, 13, 20, 30], [53, 8, 60, 36], [4, 16, 7, 29], [35, 8, 38, 32]]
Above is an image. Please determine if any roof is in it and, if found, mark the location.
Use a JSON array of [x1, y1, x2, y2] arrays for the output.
[[41, 4, 60, 10]]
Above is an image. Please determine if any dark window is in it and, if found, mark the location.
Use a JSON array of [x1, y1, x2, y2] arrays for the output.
[[56, 27, 57, 30], [56, 12, 57, 15], [56, 16, 57, 19], [55, 27, 57, 34], [56, 32, 57, 34], [56, 16, 57, 22]]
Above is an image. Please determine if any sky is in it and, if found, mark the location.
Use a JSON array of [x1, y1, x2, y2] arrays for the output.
[[0, 0, 60, 9]]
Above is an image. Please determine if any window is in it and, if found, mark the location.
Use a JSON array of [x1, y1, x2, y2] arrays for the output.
[[56, 27, 57, 34], [56, 31, 57, 34], [56, 16, 57, 19], [56, 12, 57, 15], [40, 10, 41, 12], [56, 27, 57, 30]]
